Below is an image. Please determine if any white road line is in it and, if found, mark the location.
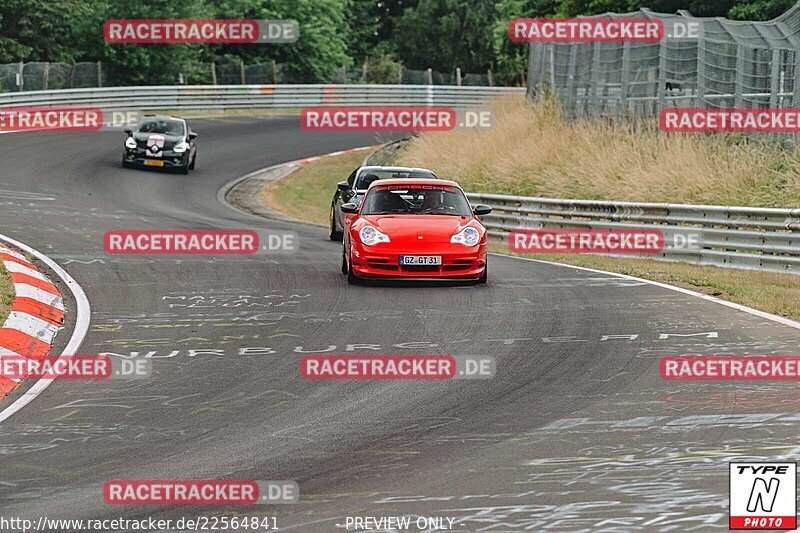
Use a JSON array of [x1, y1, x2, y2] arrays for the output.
[[498, 253, 800, 331], [217, 145, 377, 223], [0, 233, 91, 424]]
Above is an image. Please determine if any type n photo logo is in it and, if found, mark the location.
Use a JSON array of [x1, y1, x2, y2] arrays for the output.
[[730, 462, 796, 530]]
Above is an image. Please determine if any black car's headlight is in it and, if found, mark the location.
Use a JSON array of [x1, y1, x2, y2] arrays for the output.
[[125, 137, 137, 149], [173, 141, 189, 154]]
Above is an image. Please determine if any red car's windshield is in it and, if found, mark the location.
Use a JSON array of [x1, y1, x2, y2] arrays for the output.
[[361, 185, 472, 216]]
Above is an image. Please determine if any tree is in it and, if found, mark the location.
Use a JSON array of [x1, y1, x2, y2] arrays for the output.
[[208, 0, 351, 83], [71, 0, 212, 86], [728, 0, 796, 20], [393, 0, 497, 74], [493, 0, 559, 85], [0, 0, 92, 62]]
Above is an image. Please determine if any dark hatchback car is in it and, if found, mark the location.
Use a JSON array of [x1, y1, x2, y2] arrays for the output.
[[328, 165, 438, 240], [122, 115, 198, 174]]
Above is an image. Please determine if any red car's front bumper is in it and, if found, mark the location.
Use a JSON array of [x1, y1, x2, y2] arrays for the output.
[[350, 241, 487, 279]]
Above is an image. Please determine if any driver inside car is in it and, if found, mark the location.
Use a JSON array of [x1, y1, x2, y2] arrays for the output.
[[420, 190, 445, 212]]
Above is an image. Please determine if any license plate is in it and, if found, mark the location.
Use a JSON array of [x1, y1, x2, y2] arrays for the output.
[[144, 160, 164, 167], [400, 255, 442, 265]]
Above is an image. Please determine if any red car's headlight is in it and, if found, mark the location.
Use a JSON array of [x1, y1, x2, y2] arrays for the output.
[[451, 226, 480, 246], [359, 225, 390, 246]]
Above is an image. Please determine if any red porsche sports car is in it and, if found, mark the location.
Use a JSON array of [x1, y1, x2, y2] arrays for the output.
[[341, 178, 492, 283]]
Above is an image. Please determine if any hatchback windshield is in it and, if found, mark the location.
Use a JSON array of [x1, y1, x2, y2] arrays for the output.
[[361, 185, 472, 216], [355, 170, 436, 190], [137, 119, 185, 136]]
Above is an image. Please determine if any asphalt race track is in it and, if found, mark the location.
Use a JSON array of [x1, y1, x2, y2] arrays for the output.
[[0, 116, 799, 532]]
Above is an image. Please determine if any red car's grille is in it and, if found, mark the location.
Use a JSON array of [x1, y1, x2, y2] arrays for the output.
[[442, 264, 472, 271], [362, 255, 480, 276], [400, 265, 440, 272], [368, 261, 397, 271]]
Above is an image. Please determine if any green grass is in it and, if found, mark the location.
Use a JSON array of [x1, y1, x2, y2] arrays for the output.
[[260, 150, 365, 226], [0, 263, 12, 325]]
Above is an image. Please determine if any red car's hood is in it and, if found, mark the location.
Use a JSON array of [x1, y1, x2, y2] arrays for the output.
[[360, 215, 476, 244]]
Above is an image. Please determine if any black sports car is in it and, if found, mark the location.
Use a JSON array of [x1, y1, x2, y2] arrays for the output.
[[328, 165, 438, 240], [122, 115, 198, 174]]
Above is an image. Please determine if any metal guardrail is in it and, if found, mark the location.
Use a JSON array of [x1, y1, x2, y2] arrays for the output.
[[465, 192, 800, 274], [0, 84, 524, 111], [4, 85, 795, 274]]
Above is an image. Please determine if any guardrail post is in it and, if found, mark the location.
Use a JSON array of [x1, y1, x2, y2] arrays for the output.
[[398, 65, 403, 84], [456, 67, 462, 86], [487, 68, 494, 87], [793, 50, 800, 107], [426, 68, 433, 85], [770, 48, 781, 107], [591, 42, 601, 112], [97, 61, 102, 87], [17, 61, 23, 91], [566, 46, 578, 117], [43, 62, 49, 91], [657, 39, 667, 112], [619, 42, 631, 121], [211, 62, 217, 85], [272, 60, 278, 84], [526, 43, 537, 97], [696, 36, 706, 106], [735, 44, 744, 107], [240, 61, 246, 84]]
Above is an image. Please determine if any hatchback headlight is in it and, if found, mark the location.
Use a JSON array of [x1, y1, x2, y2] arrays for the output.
[[451, 226, 480, 246], [359, 225, 390, 246], [125, 137, 137, 149], [173, 141, 189, 153]]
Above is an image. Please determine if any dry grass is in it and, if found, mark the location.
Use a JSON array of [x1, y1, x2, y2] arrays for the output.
[[259, 150, 365, 225], [0, 263, 12, 325], [495, 246, 800, 321], [257, 140, 799, 321], [397, 96, 800, 207]]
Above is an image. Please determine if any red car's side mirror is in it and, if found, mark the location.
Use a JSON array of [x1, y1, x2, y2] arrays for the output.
[[473, 204, 492, 216]]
